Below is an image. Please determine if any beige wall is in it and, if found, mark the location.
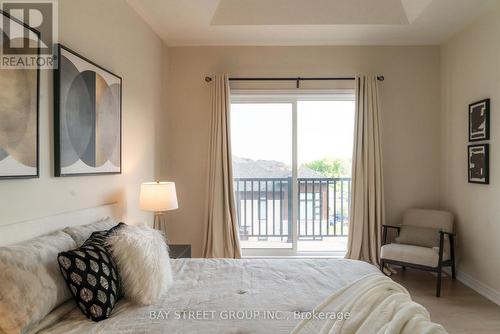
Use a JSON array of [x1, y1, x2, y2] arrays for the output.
[[0, 0, 496, 301], [441, 1, 500, 295], [161, 46, 442, 257], [0, 0, 164, 227]]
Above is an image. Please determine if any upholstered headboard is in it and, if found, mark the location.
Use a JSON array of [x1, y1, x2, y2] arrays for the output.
[[0, 203, 123, 247]]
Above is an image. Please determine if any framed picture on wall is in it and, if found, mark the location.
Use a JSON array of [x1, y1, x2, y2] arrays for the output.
[[54, 44, 122, 177], [468, 144, 489, 184], [0, 10, 40, 179], [469, 98, 490, 142]]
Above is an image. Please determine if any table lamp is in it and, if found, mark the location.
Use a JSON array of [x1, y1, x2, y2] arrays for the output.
[[140, 181, 178, 237]]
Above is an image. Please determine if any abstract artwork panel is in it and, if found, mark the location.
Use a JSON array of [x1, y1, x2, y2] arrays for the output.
[[469, 99, 490, 142], [55, 45, 121, 176], [0, 11, 39, 178], [468, 144, 489, 184]]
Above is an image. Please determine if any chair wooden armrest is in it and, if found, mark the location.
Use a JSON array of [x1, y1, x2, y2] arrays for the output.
[[439, 230, 456, 237], [382, 224, 401, 245], [438, 230, 456, 279], [383, 224, 401, 231]]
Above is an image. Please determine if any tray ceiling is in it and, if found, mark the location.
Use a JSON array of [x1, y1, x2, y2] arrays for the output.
[[127, 0, 495, 46]]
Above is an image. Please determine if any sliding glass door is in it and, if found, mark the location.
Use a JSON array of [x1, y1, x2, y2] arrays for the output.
[[231, 102, 295, 252], [297, 100, 355, 253], [231, 91, 355, 256]]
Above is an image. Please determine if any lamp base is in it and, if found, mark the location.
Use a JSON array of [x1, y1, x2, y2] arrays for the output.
[[153, 212, 170, 245]]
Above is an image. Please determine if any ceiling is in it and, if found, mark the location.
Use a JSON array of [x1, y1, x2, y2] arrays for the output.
[[127, 0, 495, 46]]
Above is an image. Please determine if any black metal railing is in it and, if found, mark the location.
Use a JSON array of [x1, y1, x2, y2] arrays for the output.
[[234, 177, 351, 240]]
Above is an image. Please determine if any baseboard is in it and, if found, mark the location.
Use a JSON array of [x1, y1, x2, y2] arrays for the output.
[[455, 270, 500, 306]]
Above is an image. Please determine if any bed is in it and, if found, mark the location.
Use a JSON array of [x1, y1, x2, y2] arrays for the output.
[[35, 258, 378, 333], [0, 204, 446, 334]]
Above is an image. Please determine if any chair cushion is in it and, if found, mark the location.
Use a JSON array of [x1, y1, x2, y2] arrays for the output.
[[395, 225, 441, 248], [381, 243, 450, 268], [402, 209, 453, 233]]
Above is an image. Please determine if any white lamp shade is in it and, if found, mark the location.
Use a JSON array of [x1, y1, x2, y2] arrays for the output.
[[140, 182, 178, 212]]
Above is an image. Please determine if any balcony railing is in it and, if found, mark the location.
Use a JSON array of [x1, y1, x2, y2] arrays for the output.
[[234, 177, 351, 241]]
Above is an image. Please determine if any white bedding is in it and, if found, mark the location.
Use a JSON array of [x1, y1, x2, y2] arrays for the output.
[[292, 274, 447, 334], [37, 258, 378, 334]]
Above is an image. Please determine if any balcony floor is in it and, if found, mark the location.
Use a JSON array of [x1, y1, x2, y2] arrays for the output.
[[241, 236, 347, 253]]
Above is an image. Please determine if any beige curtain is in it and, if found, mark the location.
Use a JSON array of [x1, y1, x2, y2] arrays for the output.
[[202, 74, 242, 259], [345, 75, 385, 266]]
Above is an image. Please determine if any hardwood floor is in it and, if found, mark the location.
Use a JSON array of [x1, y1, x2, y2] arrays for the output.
[[391, 268, 500, 334]]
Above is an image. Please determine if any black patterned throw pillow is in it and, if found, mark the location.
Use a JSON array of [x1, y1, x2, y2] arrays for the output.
[[58, 224, 124, 321]]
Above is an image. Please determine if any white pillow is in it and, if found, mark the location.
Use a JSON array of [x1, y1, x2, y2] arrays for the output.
[[0, 231, 77, 334], [63, 217, 116, 246], [106, 224, 173, 305]]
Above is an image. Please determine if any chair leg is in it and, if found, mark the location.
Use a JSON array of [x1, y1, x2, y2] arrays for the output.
[[450, 234, 456, 279], [436, 268, 442, 297], [380, 260, 385, 273]]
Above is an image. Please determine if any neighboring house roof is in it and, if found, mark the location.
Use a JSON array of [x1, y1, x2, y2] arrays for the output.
[[232, 157, 324, 178]]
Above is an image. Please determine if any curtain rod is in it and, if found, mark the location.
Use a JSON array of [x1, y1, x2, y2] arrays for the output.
[[204, 75, 384, 88]]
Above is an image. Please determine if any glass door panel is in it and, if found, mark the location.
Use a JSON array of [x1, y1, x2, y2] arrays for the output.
[[231, 103, 293, 250], [297, 100, 355, 253]]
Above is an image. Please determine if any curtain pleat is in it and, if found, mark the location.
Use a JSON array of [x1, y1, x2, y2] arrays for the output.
[[345, 75, 385, 266], [202, 74, 242, 259]]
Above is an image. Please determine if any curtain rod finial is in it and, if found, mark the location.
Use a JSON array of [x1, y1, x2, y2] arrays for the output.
[[205, 76, 213, 82]]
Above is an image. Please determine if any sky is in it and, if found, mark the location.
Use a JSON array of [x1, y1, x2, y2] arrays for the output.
[[231, 100, 355, 166]]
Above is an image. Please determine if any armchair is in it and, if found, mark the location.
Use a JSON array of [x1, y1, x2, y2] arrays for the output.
[[380, 209, 456, 297]]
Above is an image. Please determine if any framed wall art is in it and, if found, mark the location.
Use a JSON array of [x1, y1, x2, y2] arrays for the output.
[[54, 44, 122, 176], [468, 144, 489, 184], [469, 98, 490, 142], [0, 10, 40, 179]]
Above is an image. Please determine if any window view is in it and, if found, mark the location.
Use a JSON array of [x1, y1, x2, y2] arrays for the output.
[[231, 93, 355, 255]]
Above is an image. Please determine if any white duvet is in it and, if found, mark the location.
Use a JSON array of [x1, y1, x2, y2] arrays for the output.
[[34, 258, 444, 334]]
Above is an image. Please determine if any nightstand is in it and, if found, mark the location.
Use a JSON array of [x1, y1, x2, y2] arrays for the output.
[[168, 244, 191, 259]]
